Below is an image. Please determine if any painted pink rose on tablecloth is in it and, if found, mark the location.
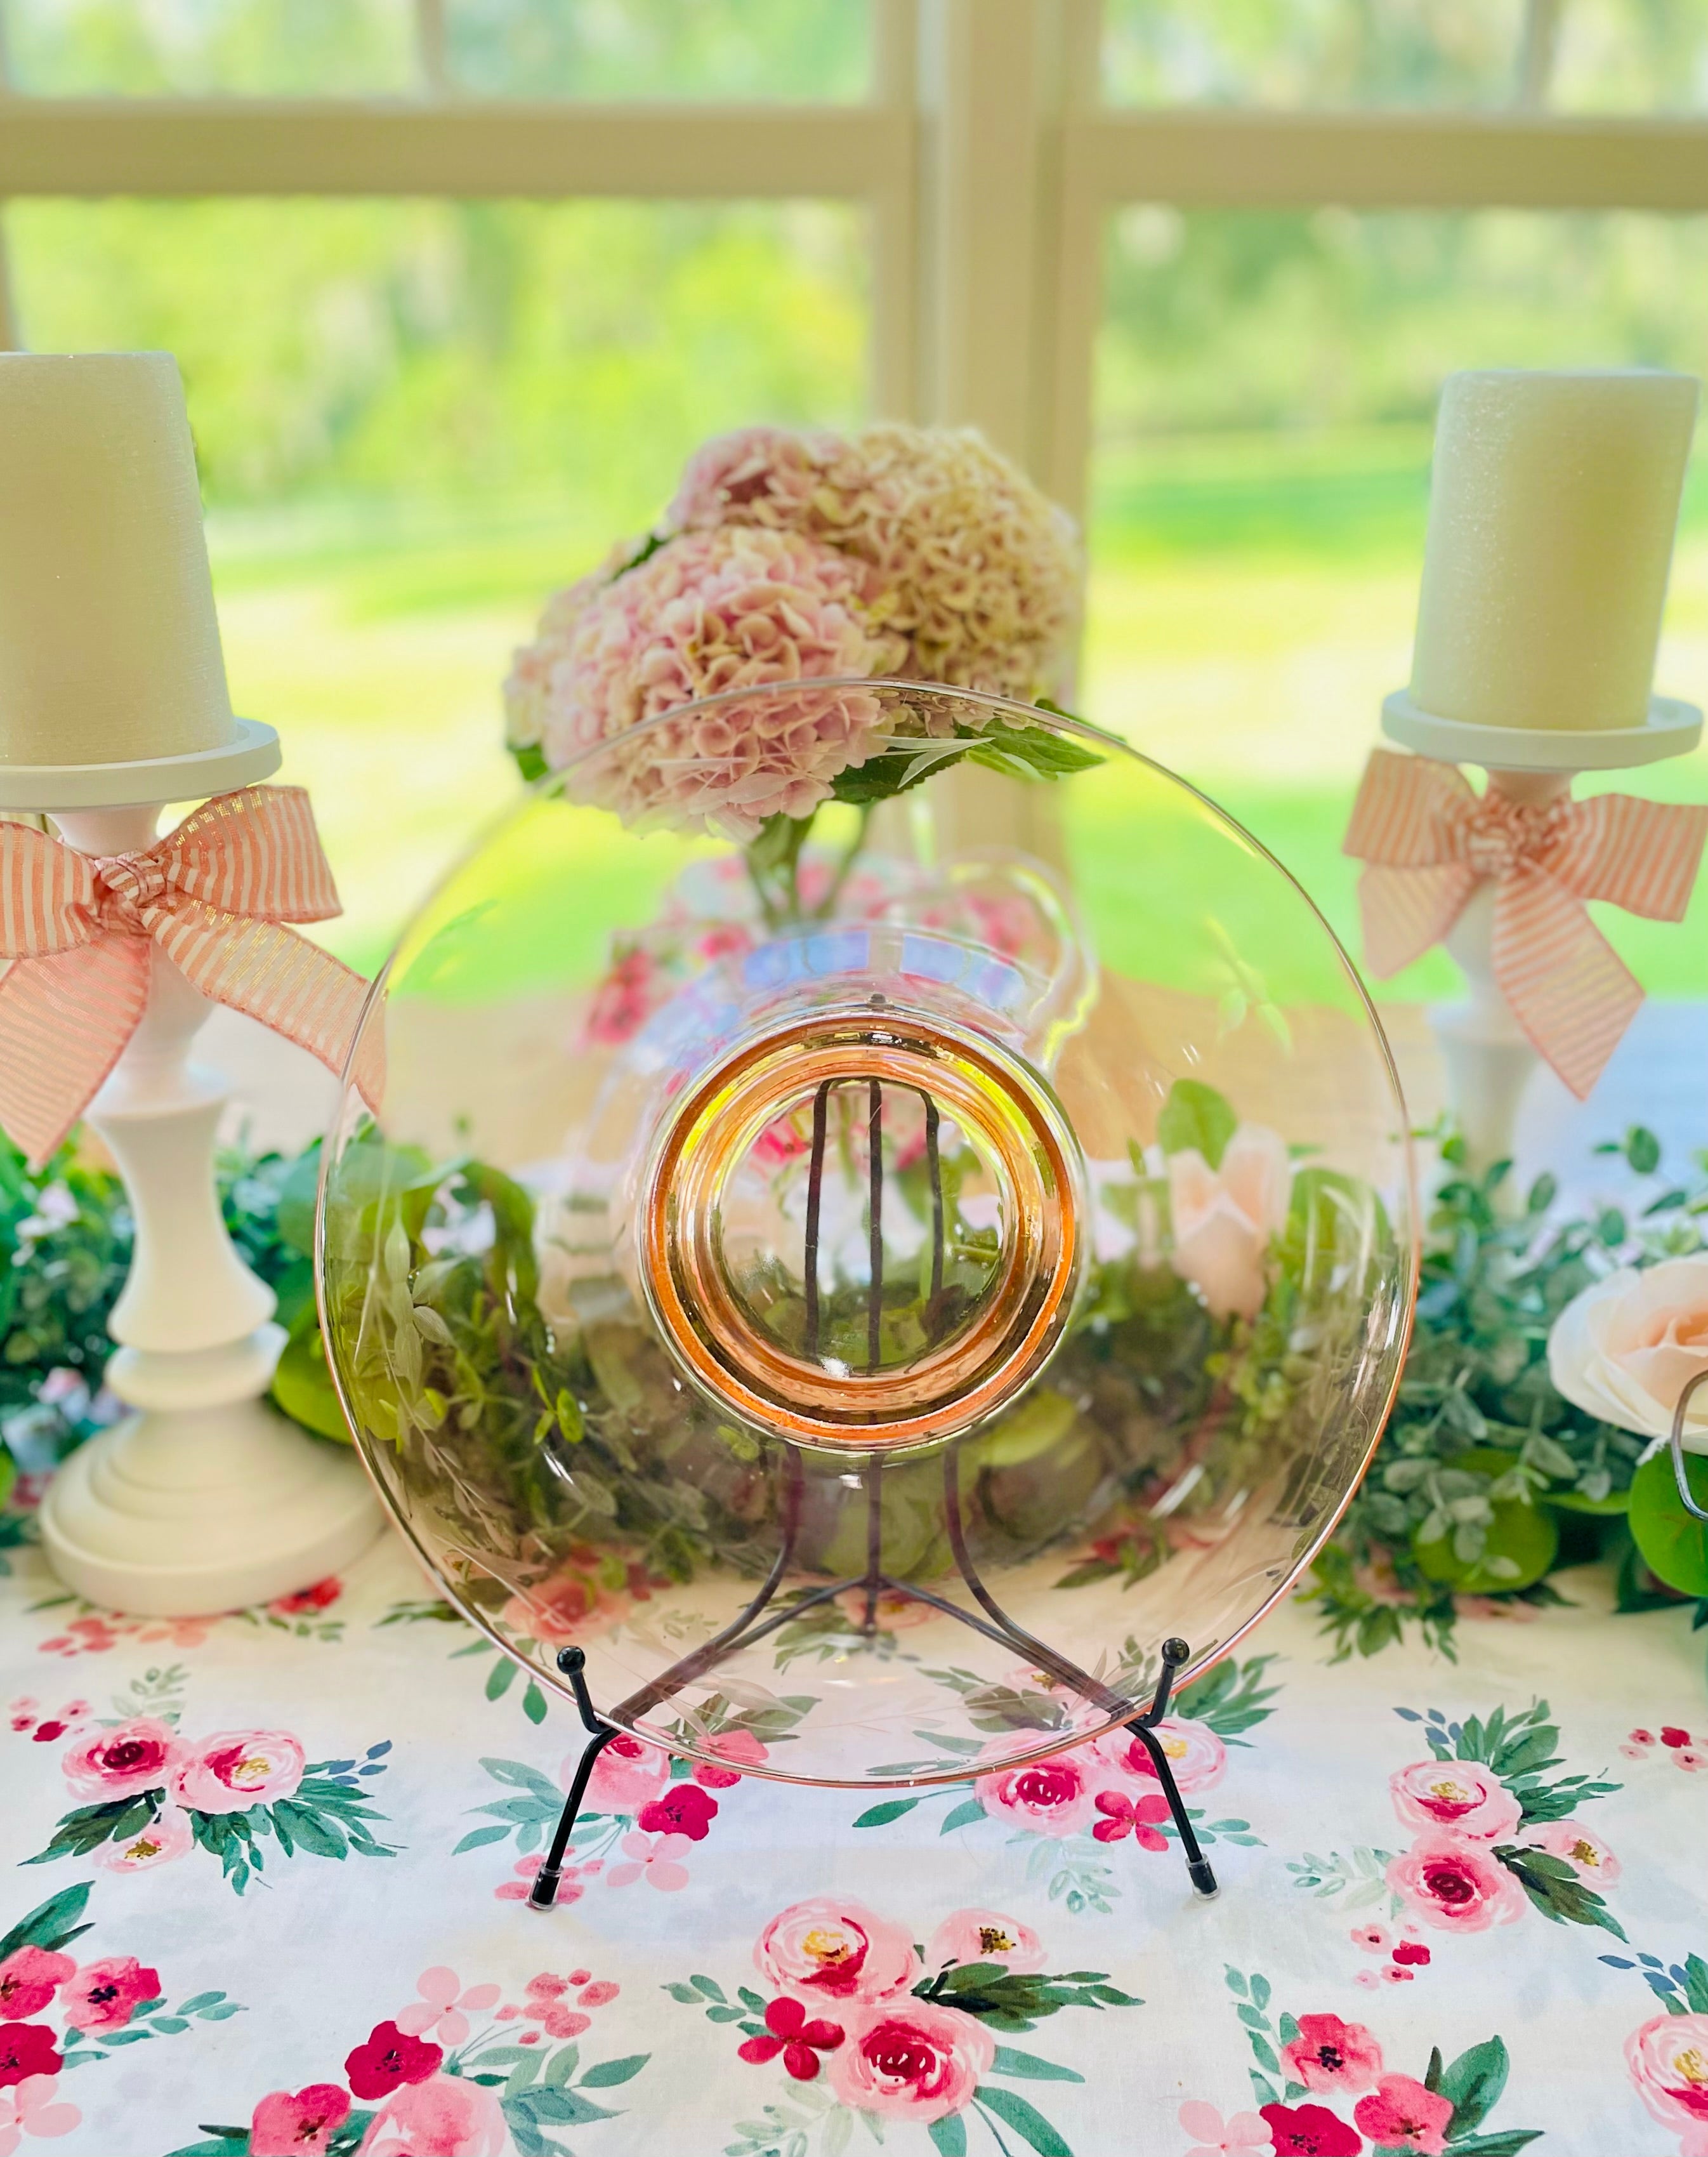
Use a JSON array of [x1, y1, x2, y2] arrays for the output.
[[1523, 1819, 1620, 1883], [1280, 2012, 1384, 2096], [1095, 1716, 1226, 1795], [1387, 1834, 1525, 1932], [756, 1898, 921, 2006], [359, 2071, 506, 2157], [0, 2073, 79, 2151], [91, 1804, 193, 1873], [1626, 2012, 1708, 2152], [579, 1731, 669, 1814], [344, 2021, 443, 2102], [1178, 2100, 1271, 2156], [636, 1782, 718, 1842], [1389, 1760, 1522, 1842], [1354, 2072, 1455, 2154], [828, 1998, 995, 2124], [925, 1910, 1044, 1976], [0, 1956, 71, 2021], [60, 1718, 182, 1800], [973, 1750, 1116, 1838], [0, 2027, 60, 2090], [692, 1728, 767, 1790], [60, 1958, 158, 2033], [250, 2084, 351, 2157], [169, 1731, 305, 1814], [503, 1569, 629, 1651], [395, 1969, 501, 2048], [1259, 2102, 1361, 2156]]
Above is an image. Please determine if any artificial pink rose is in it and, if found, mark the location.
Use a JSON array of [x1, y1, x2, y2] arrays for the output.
[[755, 1899, 921, 2007], [360, 2071, 506, 2157], [92, 1803, 193, 1873], [169, 1731, 305, 1814], [1281, 2012, 1384, 2095], [1166, 1125, 1291, 1319], [1386, 1833, 1525, 1932], [829, 1999, 994, 2124], [973, 1750, 1115, 1839], [579, 1731, 669, 1815], [925, 1911, 1045, 1976], [1354, 2072, 1455, 2155], [1523, 1819, 1620, 1884], [692, 1727, 767, 1790], [251, 2084, 350, 2157], [60, 1718, 182, 1800], [0, 2073, 80, 2146], [0, 1954, 72, 2020], [1389, 1760, 1523, 1842], [1548, 1257, 1708, 1448], [60, 1958, 159, 2033], [1626, 2011, 1708, 2146], [1096, 1717, 1227, 1796]]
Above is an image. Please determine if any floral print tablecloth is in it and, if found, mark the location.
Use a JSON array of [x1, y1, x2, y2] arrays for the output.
[[2, 1529, 1705, 2157]]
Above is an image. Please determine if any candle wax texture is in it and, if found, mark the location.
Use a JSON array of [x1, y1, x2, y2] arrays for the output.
[[0, 351, 235, 768], [1411, 368, 1697, 731]]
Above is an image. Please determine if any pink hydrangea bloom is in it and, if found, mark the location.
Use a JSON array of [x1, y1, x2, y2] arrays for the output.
[[359, 2072, 506, 2157], [170, 1731, 305, 1814], [1626, 2010, 1708, 2149], [755, 1899, 921, 2007], [925, 1910, 1044, 1975], [828, 1998, 995, 2124], [61, 1718, 182, 1800], [60, 1959, 158, 2033], [251, 2085, 350, 2157], [1389, 1760, 1522, 1842], [1353, 2073, 1455, 2154], [667, 427, 836, 536], [1386, 1833, 1526, 1932], [92, 1804, 192, 1873], [504, 525, 903, 840], [1281, 2013, 1383, 2095]]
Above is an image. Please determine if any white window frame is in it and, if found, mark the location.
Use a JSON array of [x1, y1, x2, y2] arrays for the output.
[[2, 0, 1705, 524]]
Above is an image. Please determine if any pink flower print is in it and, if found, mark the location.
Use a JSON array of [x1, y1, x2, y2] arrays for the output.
[[693, 1728, 767, 1789], [636, 1782, 718, 1842], [832, 1587, 935, 1635], [1177, 2101, 1271, 2157], [1090, 1789, 1173, 1849], [1391, 1941, 1431, 1967], [1389, 1760, 1522, 1842], [359, 2071, 507, 2157], [395, 1969, 501, 2048], [1280, 2013, 1383, 2096], [0, 2030, 60, 2092], [607, 1830, 693, 1891], [495, 1856, 565, 1905], [580, 1731, 669, 1815], [925, 1911, 1044, 1976], [1349, 1923, 1390, 1955], [1354, 2073, 1455, 2154], [514, 1974, 591, 2042], [92, 1804, 192, 1873], [269, 1578, 342, 1618], [1387, 1833, 1525, 1932], [0, 1957, 72, 2021], [576, 1980, 619, 2007], [737, 1996, 845, 2081], [1661, 1727, 1693, 1748], [1259, 2102, 1362, 2156], [1523, 1819, 1620, 1884], [1097, 1717, 1226, 1796], [505, 1565, 631, 1652], [250, 2085, 351, 2157], [61, 1718, 182, 1800], [1381, 1965, 1415, 1984], [39, 1615, 123, 1658], [60, 1958, 158, 2033], [8, 1699, 37, 1734], [1354, 1970, 1380, 1992], [135, 1615, 220, 1650], [1679, 1748, 1708, 1773], [23, 1700, 91, 1748], [1628, 1727, 1657, 1748], [584, 948, 663, 1047], [756, 1899, 921, 2007], [345, 2022, 443, 2102], [829, 1999, 995, 2124], [1626, 2011, 1708, 2147], [170, 1731, 305, 1814], [0, 2073, 80, 2152], [973, 1751, 1115, 1838]]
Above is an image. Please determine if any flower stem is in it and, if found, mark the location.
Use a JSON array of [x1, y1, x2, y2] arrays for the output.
[[811, 804, 873, 921]]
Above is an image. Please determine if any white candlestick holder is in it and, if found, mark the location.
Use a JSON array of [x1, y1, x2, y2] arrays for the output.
[[27, 782, 383, 1618], [1380, 690, 1704, 1172]]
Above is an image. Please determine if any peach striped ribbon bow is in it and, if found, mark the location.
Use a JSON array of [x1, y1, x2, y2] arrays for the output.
[[0, 786, 380, 1164], [1344, 749, 1708, 1100]]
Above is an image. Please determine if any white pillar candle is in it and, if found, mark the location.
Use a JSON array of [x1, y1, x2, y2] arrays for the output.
[[0, 352, 235, 767], [1411, 368, 1698, 731]]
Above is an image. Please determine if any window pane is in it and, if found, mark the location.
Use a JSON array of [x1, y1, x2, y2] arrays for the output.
[[445, 0, 870, 100], [1551, 0, 1708, 113], [1087, 208, 1708, 999], [8, 199, 869, 965], [4, 0, 419, 95], [1101, 0, 1525, 107]]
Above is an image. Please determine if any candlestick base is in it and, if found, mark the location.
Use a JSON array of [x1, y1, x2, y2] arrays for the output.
[[1381, 690, 1700, 772]]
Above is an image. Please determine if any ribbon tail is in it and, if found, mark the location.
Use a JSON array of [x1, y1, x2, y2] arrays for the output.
[[155, 909, 383, 1113], [0, 940, 150, 1166], [1490, 867, 1642, 1101], [1356, 863, 1478, 979]]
